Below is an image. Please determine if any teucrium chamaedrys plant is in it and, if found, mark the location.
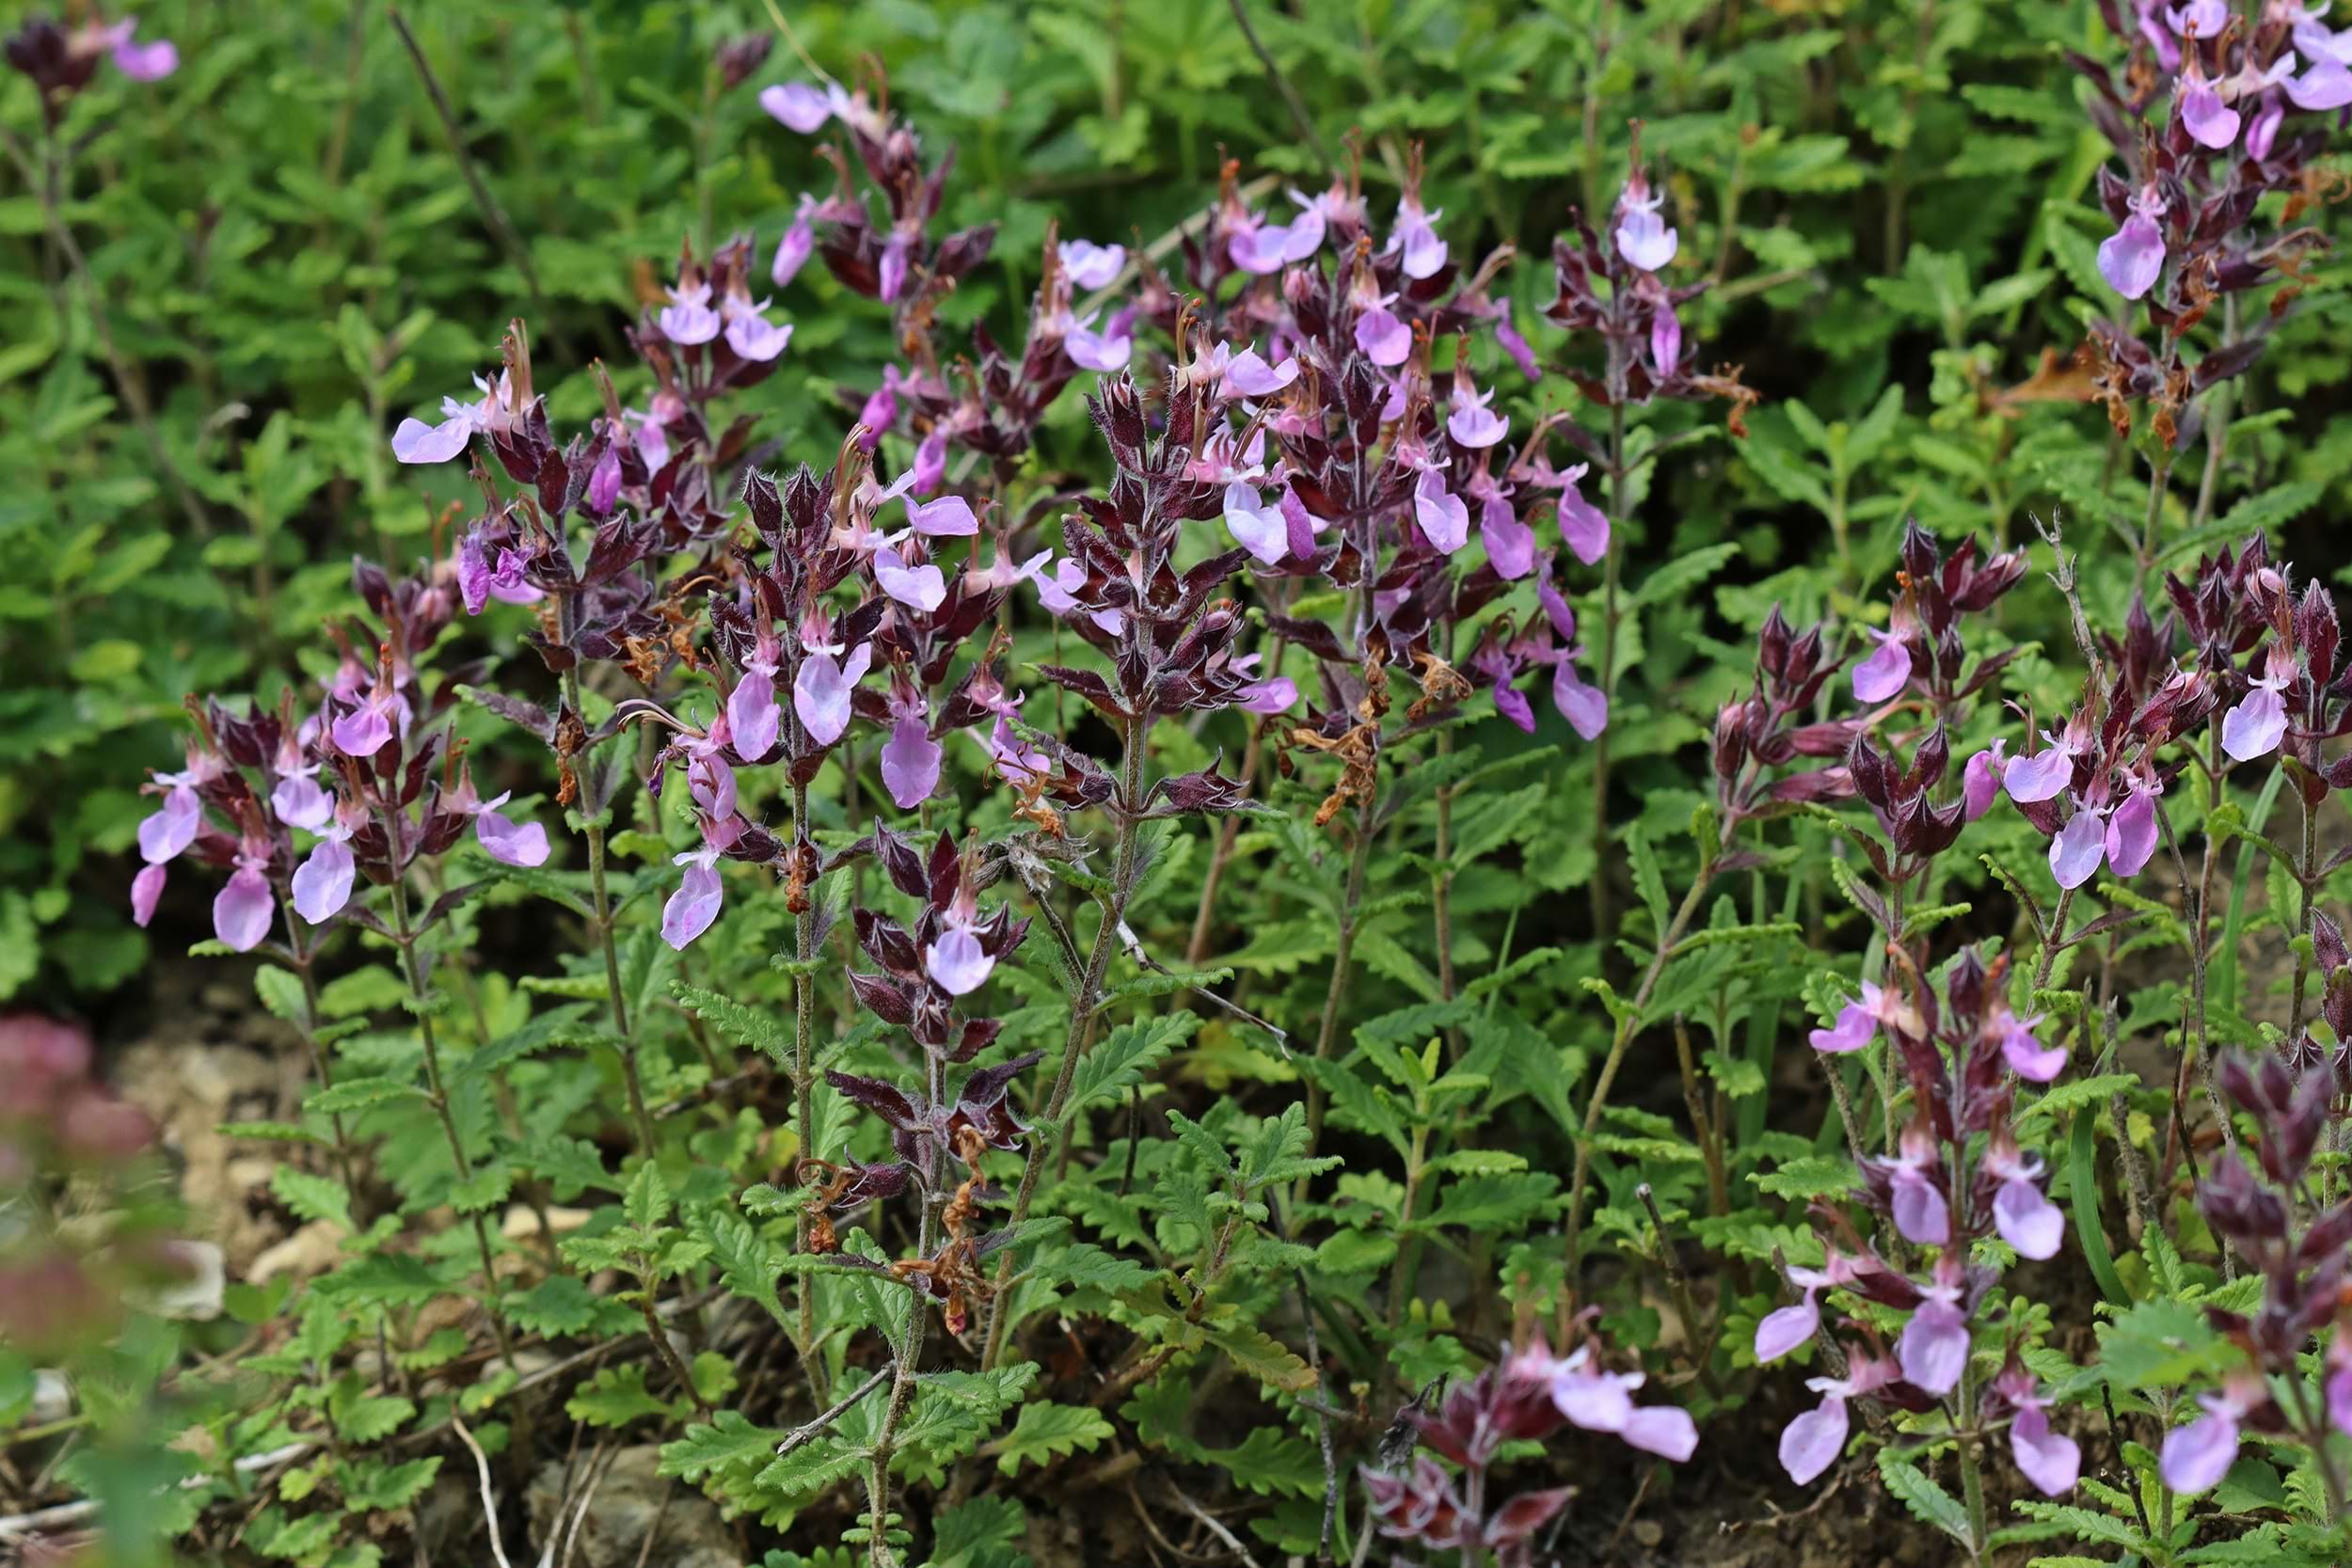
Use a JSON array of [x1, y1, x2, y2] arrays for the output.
[[56, 6, 2352, 1566]]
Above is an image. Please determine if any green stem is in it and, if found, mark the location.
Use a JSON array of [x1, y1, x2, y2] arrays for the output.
[[980, 719, 1146, 1370], [1590, 399, 1628, 944], [791, 777, 827, 1402], [385, 871, 520, 1382], [563, 666, 661, 1157], [1563, 848, 1718, 1267]]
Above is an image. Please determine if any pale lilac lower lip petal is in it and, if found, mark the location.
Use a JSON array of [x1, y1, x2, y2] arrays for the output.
[[2159, 1411, 2239, 1496], [1754, 1296, 1820, 1363], [213, 868, 276, 953], [1778, 1397, 1849, 1485]]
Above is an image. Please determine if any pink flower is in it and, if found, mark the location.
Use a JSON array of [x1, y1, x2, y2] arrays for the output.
[[2049, 807, 2106, 890], [1553, 662, 1609, 740], [1886, 1128, 1950, 1246], [2161, 1384, 2259, 1495], [1754, 1264, 1832, 1363], [1851, 628, 1912, 704], [1963, 740, 2008, 820], [661, 842, 724, 951], [390, 370, 516, 465], [456, 529, 543, 615], [1386, 195, 1449, 280], [874, 546, 948, 612], [2221, 647, 2294, 761], [1222, 483, 1291, 565], [1412, 469, 1470, 555], [906, 493, 979, 538], [2097, 185, 2168, 301], [213, 850, 275, 953], [659, 280, 722, 346], [1547, 1348, 1697, 1461], [1808, 980, 1884, 1053], [1999, 1009, 2067, 1083], [1445, 364, 1509, 450], [2010, 1401, 2081, 1497], [1354, 305, 1413, 367], [131, 863, 167, 927], [759, 80, 834, 133], [794, 643, 872, 746], [470, 791, 550, 868], [2179, 47, 2243, 148], [1896, 1290, 1969, 1397], [1613, 174, 1678, 272], [732, 628, 784, 758], [1222, 347, 1299, 399], [1057, 239, 1126, 290], [1650, 293, 1682, 377], [1551, 464, 1610, 565], [881, 703, 940, 811], [1985, 1142, 2062, 1260], [1778, 1357, 1894, 1485], [103, 18, 177, 80], [291, 824, 355, 926], [1067, 310, 1134, 372], [2105, 779, 2160, 877], [2001, 730, 2077, 803], [773, 195, 818, 288], [330, 669, 402, 759], [1479, 492, 1535, 580]]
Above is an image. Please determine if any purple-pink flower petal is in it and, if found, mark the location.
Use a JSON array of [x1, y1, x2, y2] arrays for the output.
[[2159, 1409, 2239, 1496], [1778, 1396, 1849, 1485], [213, 867, 275, 953], [881, 716, 942, 810], [1896, 1301, 1969, 1397], [2049, 809, 2107, 890], [2221, 686, 2287, 761], [291, 838, 355, 925]]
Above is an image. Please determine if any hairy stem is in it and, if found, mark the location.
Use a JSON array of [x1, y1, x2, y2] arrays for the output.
[[1563, 847, 1719, 1268], [385, 871, 519, 1382], [1589, 398, 1629, 943], [791, 777, 827, 1402], [563, 666, 661, 1157], [981, 718, 1146, 1370]]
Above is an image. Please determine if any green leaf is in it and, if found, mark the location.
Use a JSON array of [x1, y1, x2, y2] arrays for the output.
[[985, 1402, 1114, 1475], [626, 1162, 674, 1233], [673, 981, 790, 1066], [272, 1167, 353, 1231], [1203, 1323, 1318, 1392], [1878, 1451, 1972, 1547], [1061, 1014, 1196, 1122], [566, 1364, 676, 1430], [306, 1076, 426, 1115], [2066, 1109, 2131, 1308]]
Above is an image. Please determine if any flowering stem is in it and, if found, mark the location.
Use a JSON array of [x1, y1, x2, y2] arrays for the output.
[[563, 666, 662, 1159], [1304, 786, 1378, 1158], [1563, 851, 1716, 1267], [1956, 1361, 1990, 1566], [2191, 296, 2239, 533], [791, 775, 826, 1403], [1431, 721, 1462, 1060], [1589, 398, 1629, 944], [2289, 787, 2319, 1043], [2128, 450, 2174, 610], [865, 1049, 945, 1568], [383, 869, 521, 1385], [282, 910, 364, 1210], [981, 716, 1146, 1370]]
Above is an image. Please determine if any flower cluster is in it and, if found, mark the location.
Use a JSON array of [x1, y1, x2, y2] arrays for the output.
[[2163, 1051, 2352, 1494], [1362, 1325, 1695, 1567], [2076, 1, 2341, 444], [1772, 947, 2079, 1497]]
